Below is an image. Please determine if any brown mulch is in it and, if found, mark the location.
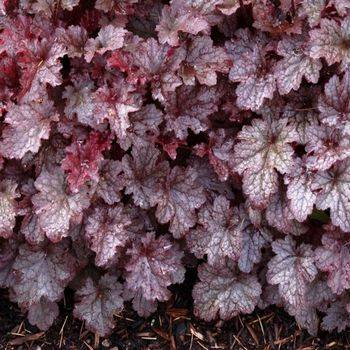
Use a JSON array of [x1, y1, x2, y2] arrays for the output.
[[0, 288, 349, 350]]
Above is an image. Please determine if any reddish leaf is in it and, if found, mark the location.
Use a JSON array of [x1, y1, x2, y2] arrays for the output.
[[62, 132, 111, 193]]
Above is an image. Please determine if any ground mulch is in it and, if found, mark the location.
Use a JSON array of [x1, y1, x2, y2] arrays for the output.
[[0, 287, 349, 350]]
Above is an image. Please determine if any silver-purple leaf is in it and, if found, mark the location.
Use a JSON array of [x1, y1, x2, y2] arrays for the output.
[[74, 273, 124, 336], [125, 232, 185, 302], [180, 35, 231, 86], [0, 180, 19, 238], [12, 241, 77, 307], [267, 236, 318, 308], [227, 29, 276, 110], [156, 0, 209, 46], [285, 159, 316, 222], [315, 230, 350, 295], [27, 298, 59, 331], [238, 225, 271, 273], [193, 262, 261, 321], [32, 167, 90, 242], [150, 166, 206, 238], [318, 71, 350, 135], [96, 160, 125, 205], [312, 160, 350, 232], [310, 18, 350, 69], [85, 204, 133, 267], [186, 196, 243, 266], [0, 98, 59, 159], [322, 298, 350, 332], [232, 116, 298, 208], [122, 142, 169, 209], [275, 35, 321, 95], [266, 186, 308, 235], [85, 25, 127, 63]]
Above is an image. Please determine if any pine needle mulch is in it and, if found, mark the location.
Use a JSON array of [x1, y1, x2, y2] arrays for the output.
[[0, 288, 349, 350]]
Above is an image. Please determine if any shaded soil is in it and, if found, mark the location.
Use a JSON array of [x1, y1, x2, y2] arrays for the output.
[[1, 287, 350, 350]]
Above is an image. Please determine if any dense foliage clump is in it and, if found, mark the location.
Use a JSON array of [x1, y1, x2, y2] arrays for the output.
[[1, 0, 350, 337]]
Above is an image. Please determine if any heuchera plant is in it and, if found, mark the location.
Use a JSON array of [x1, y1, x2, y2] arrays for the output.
[[1, 0, 350, 337]]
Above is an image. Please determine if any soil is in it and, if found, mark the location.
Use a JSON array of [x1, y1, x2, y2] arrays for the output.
[[0, 286, 350, 350]]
